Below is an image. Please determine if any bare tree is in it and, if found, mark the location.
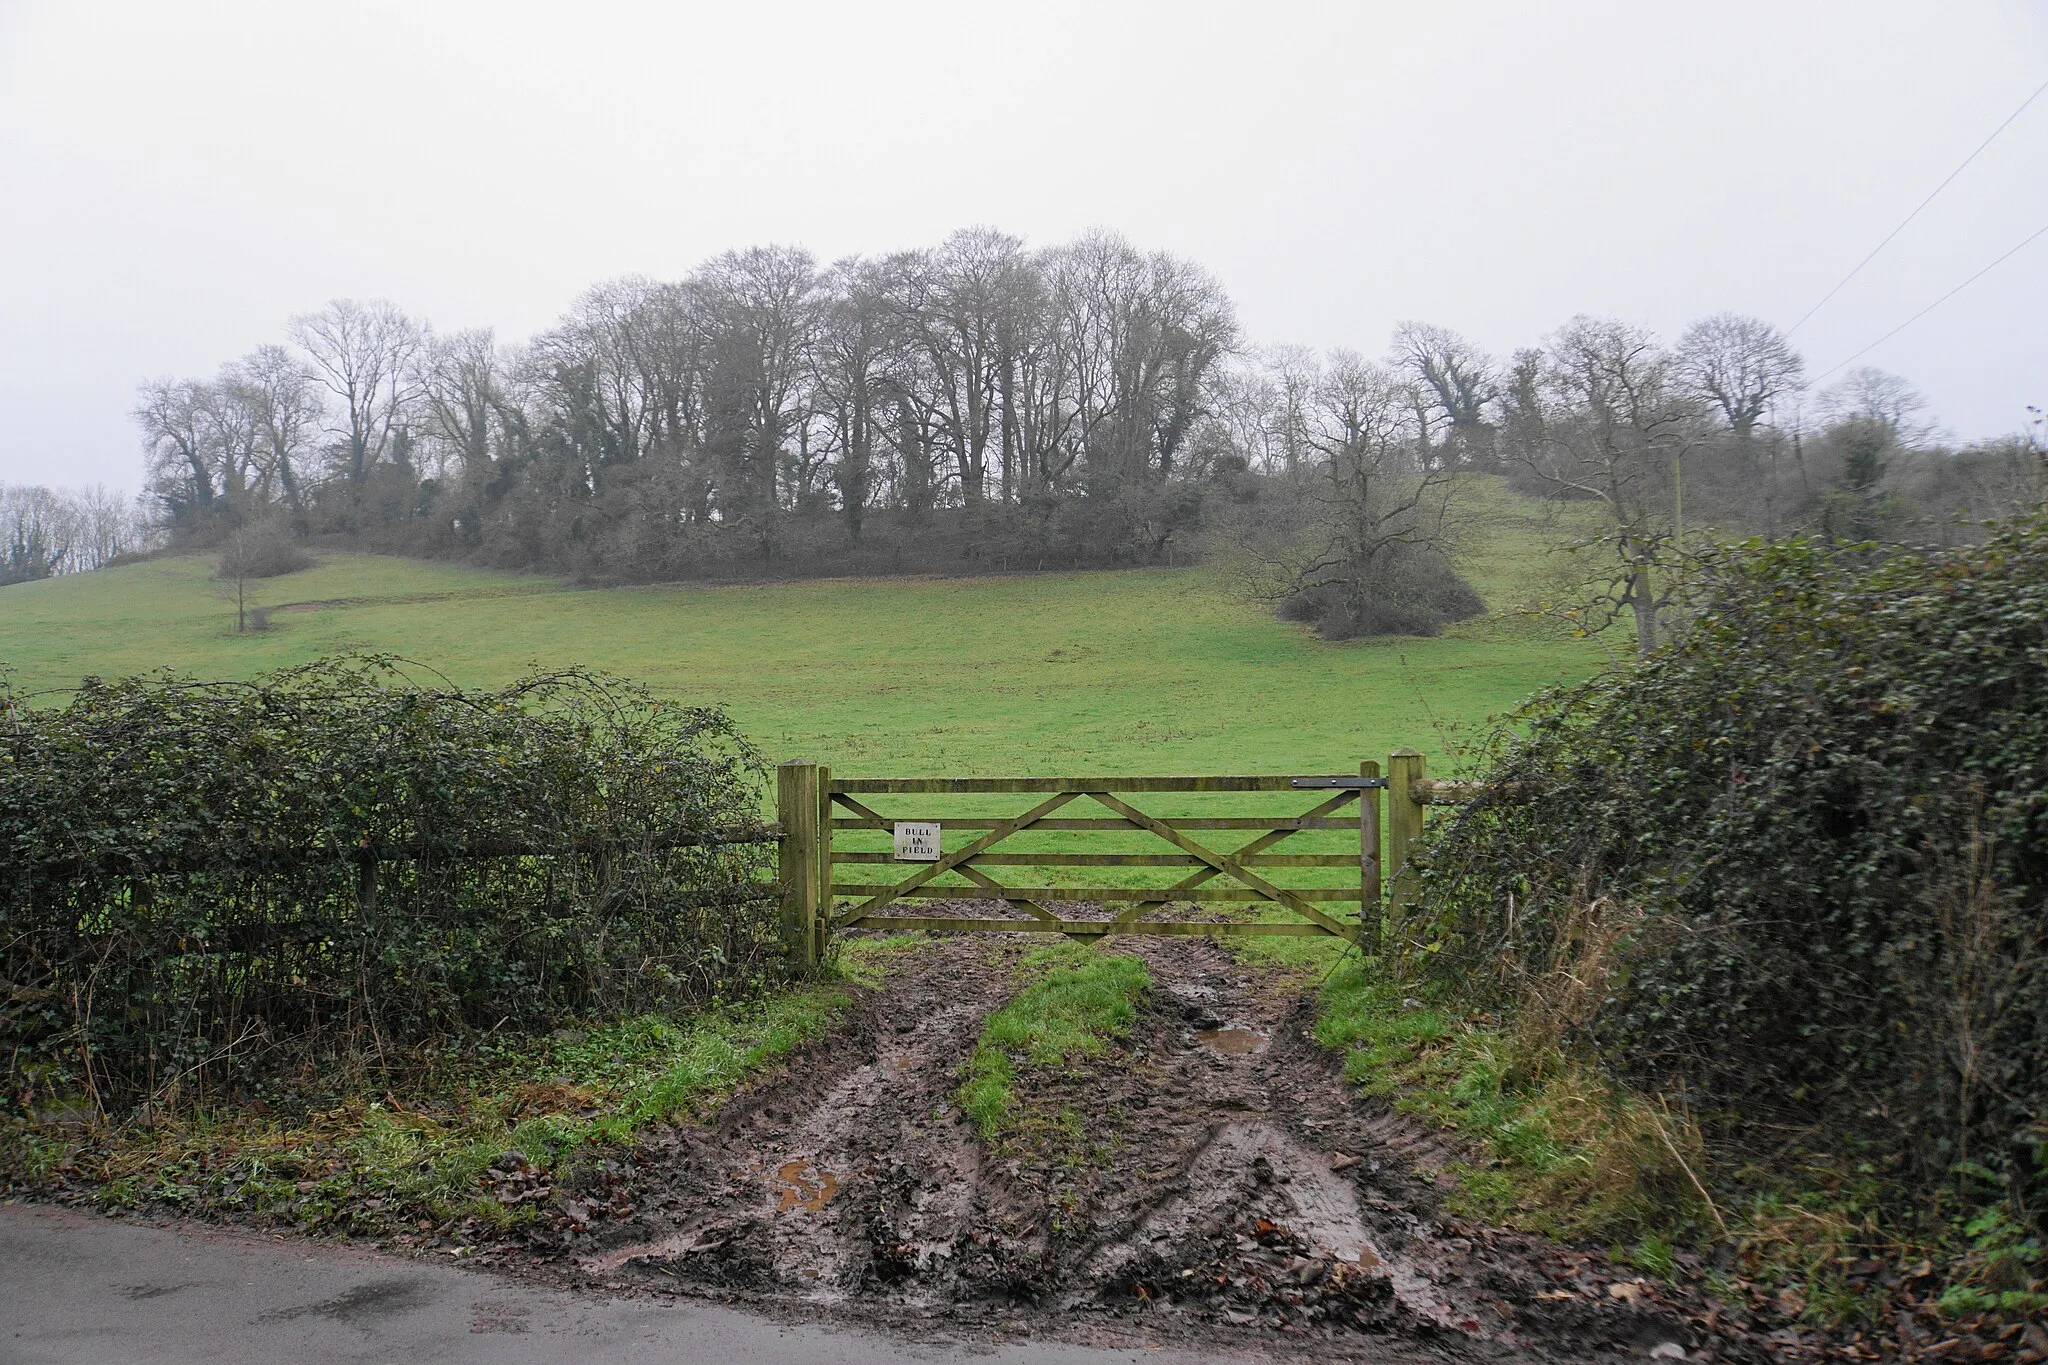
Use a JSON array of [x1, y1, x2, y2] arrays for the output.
[[1050, 232, 1236, 489], [905, 228, 1031, 504], [1674, 313, 1803, 439], [0, 484, 153, 582], [1003, 249, 1081, 496], [1820, 366, 1933, 445], [229, 344, 323, 514], [197, 371, 264, 509], [68, 485, 151, 569], [1261, 344, 1321, 473], [134, 377, 218, 522], [691, 246, 821, 538], [288, 299, 424, 506], [0, 486, 72, 585], [1206, 352, 1289, 474], [1389, 322, 1497, 470], [1518, 316, 1704, 654], [812, 255, 913, 541], [418, 327, 518, 480]]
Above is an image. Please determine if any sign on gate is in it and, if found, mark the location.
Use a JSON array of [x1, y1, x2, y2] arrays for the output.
[[892, 821, 941, 861]]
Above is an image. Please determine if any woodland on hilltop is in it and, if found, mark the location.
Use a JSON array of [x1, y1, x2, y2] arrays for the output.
[[7, 225, 2027, 636]]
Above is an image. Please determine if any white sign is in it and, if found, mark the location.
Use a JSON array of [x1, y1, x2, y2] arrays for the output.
[[893, 822, 941, 861]]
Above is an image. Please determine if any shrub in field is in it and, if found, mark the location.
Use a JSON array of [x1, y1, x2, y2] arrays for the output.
[[1275, 538, 1485, 639], [0, 656, 776, 1119], [1417, 515, 2048, 1219]]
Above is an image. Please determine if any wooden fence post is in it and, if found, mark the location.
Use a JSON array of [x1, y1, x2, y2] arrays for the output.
[[1386, 748, 1426, 933], [777, 761, 821, 973], [814, 764, 833, 964], [1358, 759, 1381, 948]]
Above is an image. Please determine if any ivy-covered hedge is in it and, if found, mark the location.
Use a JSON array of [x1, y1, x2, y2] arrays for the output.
[[0, 657, 777, 1116], [1419, 515, 2048, 1208]]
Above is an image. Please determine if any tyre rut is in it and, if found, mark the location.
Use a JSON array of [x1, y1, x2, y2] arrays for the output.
[[523, 929, 1749, 1363]]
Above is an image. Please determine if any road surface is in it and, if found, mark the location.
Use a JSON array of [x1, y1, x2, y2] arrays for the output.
[[0, 1203, 1224, 1365]]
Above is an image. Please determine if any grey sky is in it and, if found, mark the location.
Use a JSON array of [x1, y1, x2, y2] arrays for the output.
[[2, 0, 2044, 491]]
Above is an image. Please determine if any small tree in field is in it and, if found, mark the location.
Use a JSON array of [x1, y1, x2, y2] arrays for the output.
[[215, 523, 312, 632]]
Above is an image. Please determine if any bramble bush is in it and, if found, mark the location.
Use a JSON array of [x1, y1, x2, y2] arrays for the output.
[[0, 656, 779, 1119], [1416, 514, 2048, 1226]]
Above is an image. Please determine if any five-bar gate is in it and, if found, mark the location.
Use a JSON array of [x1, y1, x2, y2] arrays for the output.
[[774, 752, 1439, 964]]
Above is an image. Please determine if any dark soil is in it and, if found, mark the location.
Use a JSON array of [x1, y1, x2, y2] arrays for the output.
[[487, 926, 1795, 1363]]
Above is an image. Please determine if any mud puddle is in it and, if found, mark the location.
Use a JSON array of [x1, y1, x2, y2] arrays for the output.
[[510, 923, 1761, 1363], [1197, 1027, 1268, 1055]]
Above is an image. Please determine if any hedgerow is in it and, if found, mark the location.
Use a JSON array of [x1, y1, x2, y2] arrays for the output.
[[1416, 514, 2048, 1225], [0, 656, 779, 1119]]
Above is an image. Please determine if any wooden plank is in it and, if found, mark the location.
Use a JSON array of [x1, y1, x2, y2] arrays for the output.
[[828, 884, 1365, 902], [1084, 791, 1357, 937], [842, 790, 1079, 921], [829, 776, 1353, 794], [838, 916, 1343, 937], [828, 851, 1361, 867], [1414, 779, 1526, 804], [828, 816, 1363, 831]]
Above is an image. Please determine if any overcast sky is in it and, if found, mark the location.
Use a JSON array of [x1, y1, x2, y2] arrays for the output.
[[2, 0, 2045, 491]]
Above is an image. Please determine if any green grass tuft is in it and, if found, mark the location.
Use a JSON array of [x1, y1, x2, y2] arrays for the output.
[[959, 943, 1152, 1139]]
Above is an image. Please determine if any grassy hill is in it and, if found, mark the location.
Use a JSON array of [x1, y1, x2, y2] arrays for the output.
[[0, 521, 1602, 778]]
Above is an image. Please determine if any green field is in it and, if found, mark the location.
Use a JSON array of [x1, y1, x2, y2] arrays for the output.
[[0, 512, 1602, 781]]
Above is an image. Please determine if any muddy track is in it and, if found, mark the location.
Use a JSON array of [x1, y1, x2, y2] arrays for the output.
[[504, 930, 1776, 1363]]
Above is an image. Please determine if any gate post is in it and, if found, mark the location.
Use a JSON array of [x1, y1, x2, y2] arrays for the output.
[[1358, 759, 1382, 949], [814, 764, 833, 964], [777, 760, 822, 973], [1386, 749, 1427, 937]]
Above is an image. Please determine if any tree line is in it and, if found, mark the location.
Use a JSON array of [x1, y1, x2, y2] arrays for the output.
[[130, 226, 2045, 630], [0, 483, 156, 587]]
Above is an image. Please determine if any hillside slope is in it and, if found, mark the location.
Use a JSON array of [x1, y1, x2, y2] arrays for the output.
[[0, 549, 1599, 775]]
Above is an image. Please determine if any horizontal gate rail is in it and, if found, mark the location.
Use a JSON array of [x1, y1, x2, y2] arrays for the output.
[[831, 775, 1345, 793], [829, 851, 1361, 867], [828, 815, 1363, 831], [833, 917, 1341, 937], [828, 884, 1367, 902]]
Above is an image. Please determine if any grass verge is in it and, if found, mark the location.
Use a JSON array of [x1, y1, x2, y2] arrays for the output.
[[958, 942, 1151, 1142], [1314, 958, 1710, 1251], [0, 934, 928, 1246], [1311, 955, 2048, 1343]]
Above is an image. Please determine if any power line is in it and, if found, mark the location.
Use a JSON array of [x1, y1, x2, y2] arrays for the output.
[[1811, 217, 2048, 384], [1788, 74, 2048, 336]]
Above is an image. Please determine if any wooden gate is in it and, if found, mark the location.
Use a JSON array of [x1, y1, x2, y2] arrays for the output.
[[773, 752, 1440, 963]]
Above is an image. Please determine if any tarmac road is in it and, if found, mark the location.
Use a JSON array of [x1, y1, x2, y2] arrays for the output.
[[0, 1204, 1221, 1365]]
